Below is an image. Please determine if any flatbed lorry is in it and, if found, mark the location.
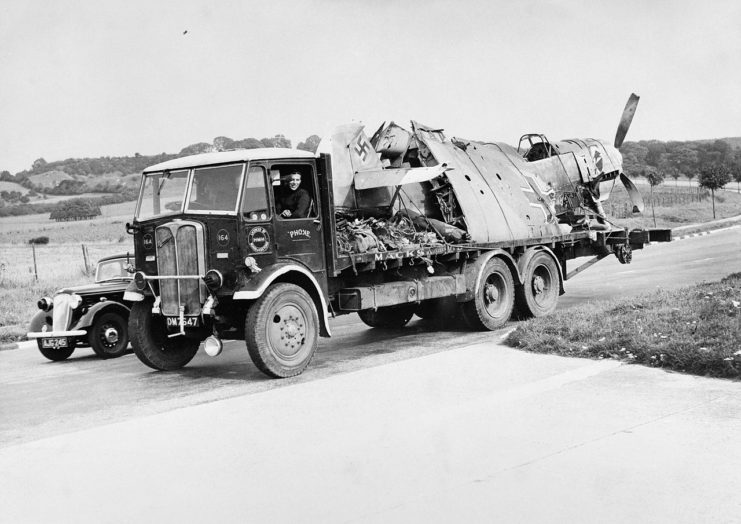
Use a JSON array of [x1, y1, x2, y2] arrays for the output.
[[124, 119, 670, 377]]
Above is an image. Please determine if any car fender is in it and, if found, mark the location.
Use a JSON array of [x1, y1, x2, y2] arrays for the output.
[[28, 310, 51, 334], [73, 301, 131, 331], [458, 249, 520, 302], [516, 246, 564, 295], [233, 261, 331, 337]]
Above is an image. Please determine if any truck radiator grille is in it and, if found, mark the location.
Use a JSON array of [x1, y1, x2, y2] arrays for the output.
[[155, 221, 206, 316]]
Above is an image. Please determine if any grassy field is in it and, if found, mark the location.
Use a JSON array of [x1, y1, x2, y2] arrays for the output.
[[0, 242, 134, 343], [607, 182, 741, 229], [506, 273, 741, 379], [0, 200, 136, 244]]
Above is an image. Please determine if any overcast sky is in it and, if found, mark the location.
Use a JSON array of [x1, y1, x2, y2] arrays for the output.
[[1, 0, 739, 173]]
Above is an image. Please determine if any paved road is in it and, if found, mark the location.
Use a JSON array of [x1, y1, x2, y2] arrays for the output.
[[1, 226, 739, 448], [0, 226, 740, 522]]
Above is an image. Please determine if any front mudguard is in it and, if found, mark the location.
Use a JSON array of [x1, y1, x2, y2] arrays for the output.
[[28, 310, 52, 334], [73, 301, 131, 331], [233, 261, 331, 337]]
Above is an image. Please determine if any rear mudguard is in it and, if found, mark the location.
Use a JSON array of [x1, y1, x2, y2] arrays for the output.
[[457, 249, 521, 302], [233, 261, 331, 337]]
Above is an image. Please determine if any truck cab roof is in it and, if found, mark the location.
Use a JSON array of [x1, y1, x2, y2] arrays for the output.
[[143, 148, 316, 173]]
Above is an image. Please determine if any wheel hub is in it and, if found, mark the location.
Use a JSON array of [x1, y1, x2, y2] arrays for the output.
[[485, 283, 499, 304], [532, 275, 545, 295], [104, 327, 119, 345], [274, 310, 306, 355]]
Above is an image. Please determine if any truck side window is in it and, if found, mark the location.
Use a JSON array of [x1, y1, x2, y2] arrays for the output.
[[242, 165, 270, 221], [272, 165, 316, 219]]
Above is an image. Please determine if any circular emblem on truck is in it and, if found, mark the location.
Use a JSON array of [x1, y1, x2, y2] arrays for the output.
[[216, 229, 230, 246], [143, 234, 154, 250], [247, 227, 270, 253]]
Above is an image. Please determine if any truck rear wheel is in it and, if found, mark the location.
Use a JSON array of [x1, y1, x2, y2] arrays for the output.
[[245, 283, 318, 378], [89, 312, 129, 359], [129, 301, 199, 371], [460, 257, 515, 330], [358, 304, 416, 329], [516, 251, 560, 318]]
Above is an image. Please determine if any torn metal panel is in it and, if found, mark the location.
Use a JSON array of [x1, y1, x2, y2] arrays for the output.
[[354, 164, 449, 190]]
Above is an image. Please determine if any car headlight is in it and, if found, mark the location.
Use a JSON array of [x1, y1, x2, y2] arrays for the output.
[[37, 297, 53, 311]]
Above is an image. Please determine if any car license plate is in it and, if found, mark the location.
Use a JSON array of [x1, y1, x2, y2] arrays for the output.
[[166, 316, 200, 327], [41, 337, 68, 349]]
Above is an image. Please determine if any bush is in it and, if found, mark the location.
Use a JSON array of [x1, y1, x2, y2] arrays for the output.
[[28, 236, 50, 245]]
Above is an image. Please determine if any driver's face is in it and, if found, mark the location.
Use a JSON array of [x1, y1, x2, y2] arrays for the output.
[[288, 174, 301, 191]]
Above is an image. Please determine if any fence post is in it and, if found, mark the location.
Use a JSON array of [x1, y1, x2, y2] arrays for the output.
[[81, 244, 90, 274], [32, 243, 38, 282]]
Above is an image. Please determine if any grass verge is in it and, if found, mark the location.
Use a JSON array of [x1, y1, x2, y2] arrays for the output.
[[505, 273, 741, 379]]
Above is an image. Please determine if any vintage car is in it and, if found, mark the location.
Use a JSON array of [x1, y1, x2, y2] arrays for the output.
[[27, 253, 134, 361]]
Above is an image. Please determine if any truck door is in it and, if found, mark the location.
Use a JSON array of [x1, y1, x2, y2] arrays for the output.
[[270, 161, 325, 272]]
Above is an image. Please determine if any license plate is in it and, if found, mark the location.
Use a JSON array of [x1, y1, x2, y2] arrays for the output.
[[41, 337, 68, 349], [166, 316, 201, 327]]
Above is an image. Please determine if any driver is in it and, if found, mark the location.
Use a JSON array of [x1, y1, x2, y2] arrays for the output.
[[276, 172, 311, 218]]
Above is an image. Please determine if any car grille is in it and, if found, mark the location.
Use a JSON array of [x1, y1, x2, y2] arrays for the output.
[[155, 221, 207, 316]]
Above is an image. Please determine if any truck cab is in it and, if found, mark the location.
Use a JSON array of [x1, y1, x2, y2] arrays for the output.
[[126, 148, 332, 377]]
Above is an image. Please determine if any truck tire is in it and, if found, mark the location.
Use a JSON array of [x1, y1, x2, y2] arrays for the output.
[[358, 304, 416, 329], [38, 341, 75, 361], [460, 257, 515, 330], [129, 301, 199, 371], [516, 251, 560, 318], [245, 283, 319, 378], [88, 312, 130, 359]]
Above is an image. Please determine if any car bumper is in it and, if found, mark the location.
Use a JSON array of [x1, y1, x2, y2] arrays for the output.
[[27, 330, 86, 339]]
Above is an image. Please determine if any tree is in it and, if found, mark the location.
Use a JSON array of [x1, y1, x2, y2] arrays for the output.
[[0, 170, 12, 182], [646, 170, 664, 227], [698, 165, 731, 219], [213, 136, 235, 151], [732, 164, 741, 193], [297, 134, 322, 153]]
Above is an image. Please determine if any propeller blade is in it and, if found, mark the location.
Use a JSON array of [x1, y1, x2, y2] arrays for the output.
[[614, 93, 640, 148], [620, 173, 644, 213]]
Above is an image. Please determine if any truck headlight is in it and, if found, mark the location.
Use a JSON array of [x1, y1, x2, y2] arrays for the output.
[[203, 269, 223, 291], [134, 271, 147, 291]]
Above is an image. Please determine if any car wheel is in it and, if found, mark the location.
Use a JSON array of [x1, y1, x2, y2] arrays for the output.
[[89, 312, 130, 359], [37, 339, 75, 361]]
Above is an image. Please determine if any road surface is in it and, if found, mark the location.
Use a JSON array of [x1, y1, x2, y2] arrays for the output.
[[0, 226, 739, 523], [1, 226, 739, 447]]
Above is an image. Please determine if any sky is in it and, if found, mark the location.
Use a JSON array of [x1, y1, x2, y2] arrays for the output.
[[1, 0, 739, 174]]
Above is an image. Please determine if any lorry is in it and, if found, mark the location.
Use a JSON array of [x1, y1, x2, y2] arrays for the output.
[[124, 104, 670, 378]]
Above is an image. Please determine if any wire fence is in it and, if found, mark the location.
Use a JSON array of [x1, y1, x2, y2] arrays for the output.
[[0, 242, 133, 285]]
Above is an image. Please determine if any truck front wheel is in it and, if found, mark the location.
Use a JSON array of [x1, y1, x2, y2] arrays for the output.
[[245, 283, 319, 378], [129, 301, 199, 371], [516, 251, 560, 318], [358, 304, 416, 329], [461, 257, 515, 330]]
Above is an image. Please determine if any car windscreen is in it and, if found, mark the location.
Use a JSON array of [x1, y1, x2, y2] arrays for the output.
[[95, 258, 131, 282]]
